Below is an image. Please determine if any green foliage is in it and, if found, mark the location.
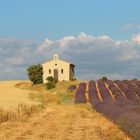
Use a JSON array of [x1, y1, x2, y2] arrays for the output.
[[46, 76, 54, 82], [71, 78, 77, 81], [45, 76, 57, 90], [46, 81, 56, 90], [101, 76, 108, 81], [46, 76, 58, 84], [27, 64, 43, 84]]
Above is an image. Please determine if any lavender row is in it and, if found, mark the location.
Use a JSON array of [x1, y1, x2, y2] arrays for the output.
[[88, 81, 100, 106], [97, 80, 112, 102], [105, 80, 125, 101], [114, 80, 138, 101], [75, 83, 87, 104]]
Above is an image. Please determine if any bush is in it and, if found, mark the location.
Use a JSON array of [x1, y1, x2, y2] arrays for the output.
[[46, 81, 56, 90], [27, 64, 43, 84], [101, 76, 108, 81], [46, 76, 54, 82], [45, 76, 57, 90], [71, 78, 77, 81]]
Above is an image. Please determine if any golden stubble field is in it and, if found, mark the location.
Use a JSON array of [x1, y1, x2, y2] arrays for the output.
[[0, 80, 131, 140], [0, 80, 39, 109]]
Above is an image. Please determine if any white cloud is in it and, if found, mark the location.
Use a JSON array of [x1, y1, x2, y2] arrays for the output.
[[121, 23, 140, 33], [59, 36, 75, 47], [117, 49, 139, 61], [121, 23, 135, 31], [1, 33, 140, 80], [132, 33, 140, 44], [37, 38, 53, 53]]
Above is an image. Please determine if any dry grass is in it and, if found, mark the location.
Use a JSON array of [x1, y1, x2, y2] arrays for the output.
[[0, 80, 45, 124], [0, 103, 45, 123], [28, 80, 81, 105], [0, 80, 132, 140], [0, 80, 39, 109], [0, 104, 130, 140]]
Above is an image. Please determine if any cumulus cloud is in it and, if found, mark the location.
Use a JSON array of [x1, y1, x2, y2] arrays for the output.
[[118, 49, 139, 61], [132, 33, 140, 45], [0, 33, 140, 80], [37, 38, 53, 53], [0, 38, 39, 80]]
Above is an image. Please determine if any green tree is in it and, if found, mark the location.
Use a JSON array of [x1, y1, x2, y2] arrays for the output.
[[27, 64, 43, 84], [101, 76, 108, 81]]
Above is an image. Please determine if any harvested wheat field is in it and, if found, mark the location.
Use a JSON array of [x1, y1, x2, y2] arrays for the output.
[[0, 105, 131, 140], [0, 80, 132, 140], [0, 81, 39, 109]]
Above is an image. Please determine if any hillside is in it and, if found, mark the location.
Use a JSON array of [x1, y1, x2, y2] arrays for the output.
[[0, 80, 131, 140], [0, 81, 39, 109]]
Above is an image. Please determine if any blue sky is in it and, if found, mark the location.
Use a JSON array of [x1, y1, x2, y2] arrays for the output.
[[0, 0, 140, 40], [0, 0, 140, 80]]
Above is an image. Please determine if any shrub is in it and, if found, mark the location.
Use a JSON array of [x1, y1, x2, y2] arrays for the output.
[[45, 76, 57, 90], [46, 76, 54, 82], [27, 64, 43, 84], [101, 76, 108, 81], [46, 81, 56, 90], [46, 76, 58, 84], [71, 78, 77, 81]]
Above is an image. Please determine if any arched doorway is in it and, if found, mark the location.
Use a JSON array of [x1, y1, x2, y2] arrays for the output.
[[54, 69, 58, 81]]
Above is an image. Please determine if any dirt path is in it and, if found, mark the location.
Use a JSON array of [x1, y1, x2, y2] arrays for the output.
[[14, 105, 130, 140], [0, 81, 131, 140]]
